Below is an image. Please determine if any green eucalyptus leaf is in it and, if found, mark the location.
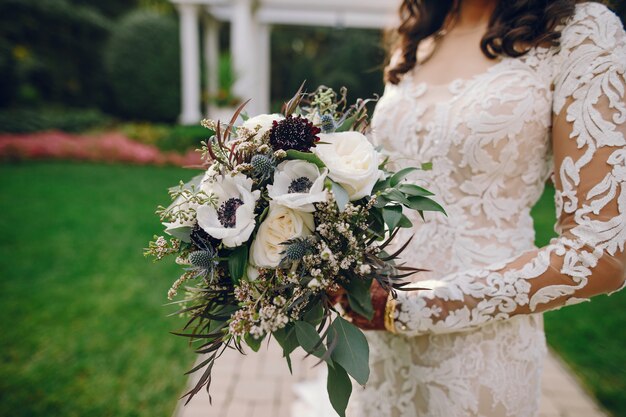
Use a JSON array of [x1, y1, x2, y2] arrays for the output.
[[372, 194, 390, 208], [335, 115, 357, 132], [303, 300, 324, 325], [366, 209, 385, 239], [389, 167, 418, 187], [245, 333, 263, 352], [286, 150, 326, 168], [406, 196, 446, 214], [328, 316, 370, 385], [330, 180, 350, 212], [382, 189, 412, 206], [295, 321, 327, 360], [273, 323, 299, 356], [397, 214, 413, 228], [398, 184, 434, 197], [327, 363, 352, 417], [382, 205, 404, 231], [345, 277, 374, 321], [164, 225, 192, 243], [372, 176, 391, 194], [228, 245, 248, 284]]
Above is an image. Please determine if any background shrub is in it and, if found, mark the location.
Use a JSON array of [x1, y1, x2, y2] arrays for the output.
[[270, 26, 386, 110], [0, 0, 112, 109], [105, 11, 180, 122], [0, 108, 111, 133]]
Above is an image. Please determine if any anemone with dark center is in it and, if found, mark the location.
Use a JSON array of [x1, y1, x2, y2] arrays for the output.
[[287, 176, 314, 194], [217, 198, 244, 228], [269, 115, 321, 152]]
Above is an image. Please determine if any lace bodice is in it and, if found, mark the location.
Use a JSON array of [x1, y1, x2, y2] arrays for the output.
[[342, 3, 626, 417], [373, 2, 626, 338], [292, 4, 625, 417]]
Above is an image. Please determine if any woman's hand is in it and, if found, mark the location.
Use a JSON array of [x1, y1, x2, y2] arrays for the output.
[[331, 280, 388, 331]]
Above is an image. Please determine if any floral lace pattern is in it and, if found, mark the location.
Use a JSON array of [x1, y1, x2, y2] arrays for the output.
[[346, 3, 626, 417]]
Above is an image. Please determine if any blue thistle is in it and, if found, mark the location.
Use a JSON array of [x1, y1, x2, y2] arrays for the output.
[[280, 237, 315, 265], [251, 154, 276, 181], [320, 114, 336, 133], [189, 250, 215, 269]]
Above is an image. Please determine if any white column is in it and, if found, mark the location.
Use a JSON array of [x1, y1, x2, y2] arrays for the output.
[[203, 14, 220, 117], [231, 0, 258, 115], [177, 3, 202, 125], [256, 23, 271, 114]]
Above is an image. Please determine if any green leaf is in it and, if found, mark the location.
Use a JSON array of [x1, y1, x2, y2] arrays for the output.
[[273, 324, 298, 355], [421, 162, 433, 171], [328, 317, 370, 385], [327, 363, 352, 417], [245, 333, 263, 352], [295, 321, 327, 359], [381, 189, 412, 206], [406, 196, 446, 214], [228, 245, 248, 284], [326, 363, 352, 417], [164, 225, 192, 243], [345, 277, 374, 321], [330, 180, 350, 212], [382, 205, 404, 231], [398, 184, 434, 197], [302, 300, 324, 326], [286, 149, 326, 168], [389, 167, 418, 187], [372, 194, 390, 208], [372, 176, 391, 194], [335, 115, 356, 132], [367, 208, 385, 237]]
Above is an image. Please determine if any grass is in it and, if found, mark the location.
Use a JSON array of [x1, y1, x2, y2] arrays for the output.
[[0, 162, 197, 417], [0, 163, 624, 417], [532, 185, 626, 417]]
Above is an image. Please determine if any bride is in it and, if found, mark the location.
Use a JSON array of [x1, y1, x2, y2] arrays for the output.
[[295, 0, 626, 416]]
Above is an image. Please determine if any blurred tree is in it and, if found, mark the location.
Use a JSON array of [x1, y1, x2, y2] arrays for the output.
[[104, 10, 180, 122], [66, 0, 136, 19], [271, 26, 386, 111], [0, 0, 111, 108]]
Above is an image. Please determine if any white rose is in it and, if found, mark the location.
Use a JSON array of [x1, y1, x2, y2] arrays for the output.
[[267, 160, 328, 212], [250, 203, 314, 269], [242, 113, 284, 139], [314, 132, 383, 200], [196, 173, 260, 248]]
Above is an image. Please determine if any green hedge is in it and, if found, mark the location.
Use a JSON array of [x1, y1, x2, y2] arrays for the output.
[[0, 108, 112, 133], [0, 0, 112, 108], [122, 123, 212, 152], [105, 11, 180, 122]]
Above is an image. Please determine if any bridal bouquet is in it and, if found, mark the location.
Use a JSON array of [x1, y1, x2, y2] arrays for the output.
[[145, 85, 444, 416]]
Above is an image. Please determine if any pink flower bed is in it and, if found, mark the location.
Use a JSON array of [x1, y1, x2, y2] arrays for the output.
[[0, 131, 203, 167]]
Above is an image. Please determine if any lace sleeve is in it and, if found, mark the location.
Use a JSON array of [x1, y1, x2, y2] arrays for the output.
[[391, 3, 626, 336]]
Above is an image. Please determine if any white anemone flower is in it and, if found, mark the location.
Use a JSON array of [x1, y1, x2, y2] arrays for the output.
[[267, 160, 328, 212], [196, 173, 260, 248]]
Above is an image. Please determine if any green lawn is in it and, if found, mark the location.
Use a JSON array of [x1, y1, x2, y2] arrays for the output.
[[0, 163, 624, 417], [532, 185, 626, 417], [0, 163, 196, 417]]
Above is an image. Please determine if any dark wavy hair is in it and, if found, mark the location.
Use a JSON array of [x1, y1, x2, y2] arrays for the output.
[[386, 0, 590, 84]]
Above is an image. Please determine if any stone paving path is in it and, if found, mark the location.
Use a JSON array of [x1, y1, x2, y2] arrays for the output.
[[173, 340, 610, 417]]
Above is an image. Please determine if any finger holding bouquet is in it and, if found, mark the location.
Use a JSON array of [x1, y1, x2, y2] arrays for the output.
[[145, 84, 445, 417]]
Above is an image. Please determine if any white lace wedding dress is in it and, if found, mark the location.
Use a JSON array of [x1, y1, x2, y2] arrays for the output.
[[293, 3, 626, 417]]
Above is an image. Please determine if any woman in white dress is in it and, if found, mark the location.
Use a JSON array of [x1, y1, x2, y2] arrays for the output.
[[321, 1, 626, 416]]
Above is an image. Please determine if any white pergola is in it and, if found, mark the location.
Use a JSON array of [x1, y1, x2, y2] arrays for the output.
[[170, 0, 399, 124]]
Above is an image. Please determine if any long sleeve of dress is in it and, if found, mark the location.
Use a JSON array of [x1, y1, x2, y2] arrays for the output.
[[392, 4, 626, 337]]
